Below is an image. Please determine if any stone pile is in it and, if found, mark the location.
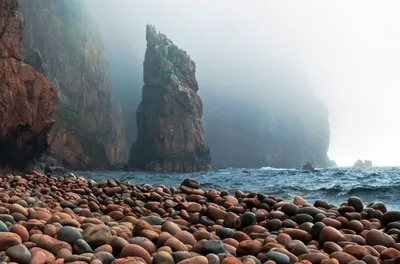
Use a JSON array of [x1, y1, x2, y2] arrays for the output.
[[0, 172, 398, 264]]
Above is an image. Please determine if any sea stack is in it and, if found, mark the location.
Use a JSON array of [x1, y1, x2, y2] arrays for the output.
[[127, 25, 212, 172], [0, 0, 56, 169]]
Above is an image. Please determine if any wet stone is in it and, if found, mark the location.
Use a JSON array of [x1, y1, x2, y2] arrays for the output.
[[203, 240, 228, 255], [57, 226, 83, 245], [261, 251, 291, 264], [73, 238, 93, 254]]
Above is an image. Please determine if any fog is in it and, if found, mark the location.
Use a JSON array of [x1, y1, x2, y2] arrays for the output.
[[86, 0, 400, 167]]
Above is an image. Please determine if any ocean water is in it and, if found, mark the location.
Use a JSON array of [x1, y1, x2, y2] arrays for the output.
[[77, 167, 400, 210]]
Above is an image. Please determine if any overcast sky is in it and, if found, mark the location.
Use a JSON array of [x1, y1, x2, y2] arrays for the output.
[[87, 0, 400, 166]]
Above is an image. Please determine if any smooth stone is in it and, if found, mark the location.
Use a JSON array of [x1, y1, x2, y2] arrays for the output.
[[9, 203, 28, 217], [128, 236, 157, 254], [319, 226, 347, 244], [6, 244, 31, 264], [164, 237, 188, 251], [348, 261, 366, 264], [174, 231, 196, 246], [299, 222, 313, 233], [241, 255, 262, 264], [172, 251, 192, 262], [30, 247, 56, 264], [203, 240, 228, 255], [382, 211, 400, 225], [9, 224, 29, 243], [57, 226, 83, 245], [276, 233, 292, 247], [310, 222, 326, 239], [323, 242, 344, 254], [0, 221, 8, 232], [366, 229, 395, 247], [268, 219, 283, 231], [0, 232, 21, 251], [222, 256, 242, 264], [36, 235, 72, 255], [242, 212, 256, 227], [181, 178, 200, 189], [139, 216, 165, 225], [297, 207, 326, 216], [263, 198, 277, 207], [56, 248, 73, 259], [94, 244, 113, 254], [153, 251, 174, 264], [292, 214, 314, 224], [343, 245, 370, 259], [82, 225, 112, 247], [223, 212, 242, 229], [208, 206, 226, 221], [216, 228, 235, 239], [330, 252, 358, 264], [107, 236, 129, 252], [348, 197, 364, 212], [73, 239, 93, 254], [64, 254, 91, 262], [380, 248, 400, 260], [207, 253, 221, 264], [30, 251, 48, 264], [162, 221, 181, 235], [347, 220, 364, 233], [261, 251, 291, 264], [281, 203, 298, 217], [362, 255, 380, 264], [120, 244, 152, 264], [369, 202, 387, 213], [177, 256, 208, 264], [385, 222, 400, 231], [91, 252, 115, 264], [299, 253, 329, 264], [236, 240, 263, 257], [283, 228, 312, 244], [287, 240, 309, 256]]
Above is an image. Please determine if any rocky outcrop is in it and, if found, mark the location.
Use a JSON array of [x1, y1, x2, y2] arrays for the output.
[[365, 160, 372, 167], [18, 0, 127, 169], [0, 0, 56, 169], [127, 25, 212, 172], [353, 159, 365, 168], [302, 162, 314, 171], [353, 159, 372, 168]]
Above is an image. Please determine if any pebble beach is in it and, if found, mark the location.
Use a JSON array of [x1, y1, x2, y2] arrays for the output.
[[0, 171, 398, 264]]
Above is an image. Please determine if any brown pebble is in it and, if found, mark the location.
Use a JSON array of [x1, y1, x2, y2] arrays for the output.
[[0, 232, 22, 251], [330, 251, 358, 264], [120, 244, 152, 264]]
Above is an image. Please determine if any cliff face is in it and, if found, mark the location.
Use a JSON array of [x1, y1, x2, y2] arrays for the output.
[[0, 0, 57, 169], [202, 76, 331, 168], [127, 25, 211, 172], [18, 0, 127, 169]]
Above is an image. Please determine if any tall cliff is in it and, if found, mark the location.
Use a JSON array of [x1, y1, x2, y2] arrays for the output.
[[18, 0, 127, 169], [127, 25, 212, 172], [201, 72, 331, 168], [0, 0, 57, 169]]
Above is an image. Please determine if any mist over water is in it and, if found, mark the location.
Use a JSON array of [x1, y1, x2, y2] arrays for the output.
[[86, 0, 400, 167]]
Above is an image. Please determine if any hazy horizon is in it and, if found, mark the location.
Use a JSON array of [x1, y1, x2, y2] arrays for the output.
[[86, 0, 400, 167]]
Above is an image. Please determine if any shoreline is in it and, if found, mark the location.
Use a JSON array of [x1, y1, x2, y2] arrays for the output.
[[0, 171, 397, 264]]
